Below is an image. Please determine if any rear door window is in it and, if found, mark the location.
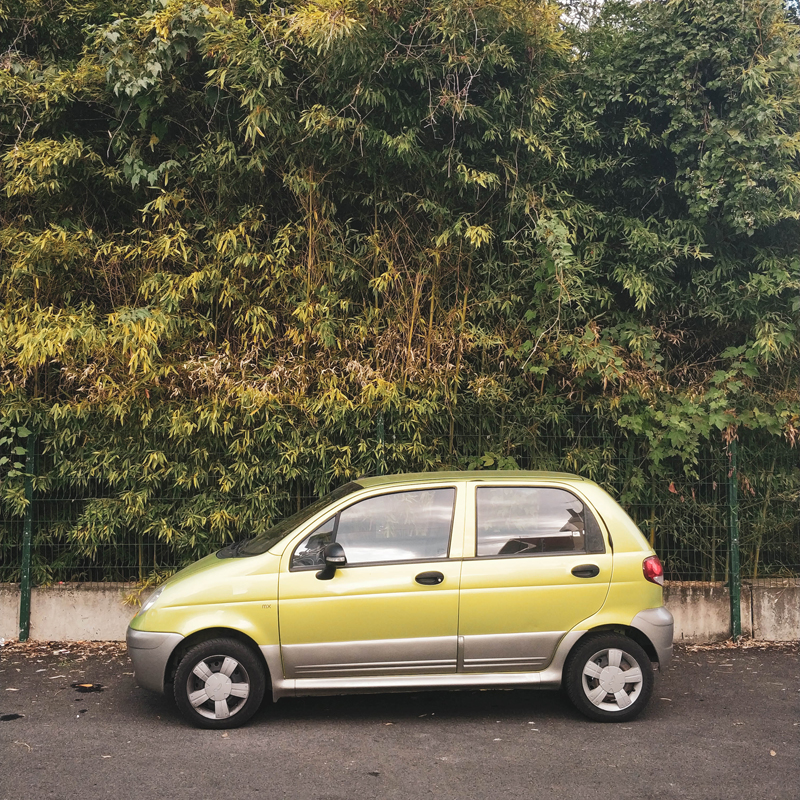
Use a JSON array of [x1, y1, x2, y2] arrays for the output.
[[475, 486, 605, 557]]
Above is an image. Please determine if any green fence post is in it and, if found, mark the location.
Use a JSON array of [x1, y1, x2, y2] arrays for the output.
[[728, 438, 741, 641], [18, 432, 36, 642], [376, 411, 385, 476]]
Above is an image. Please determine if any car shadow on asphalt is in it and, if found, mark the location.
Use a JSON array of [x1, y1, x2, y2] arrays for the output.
[[134, 680, 587, 727], [276, 688, 574, 722]]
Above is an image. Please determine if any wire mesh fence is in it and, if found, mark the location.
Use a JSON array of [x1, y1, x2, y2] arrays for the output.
[[0, 416, 798, 588]]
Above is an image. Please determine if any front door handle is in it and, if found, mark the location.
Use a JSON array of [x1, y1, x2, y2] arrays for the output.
[[571, 564, 600, 579], [415, 571, 445, 585]]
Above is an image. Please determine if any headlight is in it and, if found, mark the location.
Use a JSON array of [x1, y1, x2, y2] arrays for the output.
[[137, 586, 164, 616]]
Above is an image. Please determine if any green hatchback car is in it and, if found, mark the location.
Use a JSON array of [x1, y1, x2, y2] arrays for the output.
[[127, 471, 673, 728]]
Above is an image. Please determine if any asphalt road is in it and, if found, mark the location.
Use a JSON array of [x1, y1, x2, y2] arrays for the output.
[[1, 641, 797, 800]]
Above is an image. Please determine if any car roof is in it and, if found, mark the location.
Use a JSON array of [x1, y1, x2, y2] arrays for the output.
[[355, 470, 586, 488]]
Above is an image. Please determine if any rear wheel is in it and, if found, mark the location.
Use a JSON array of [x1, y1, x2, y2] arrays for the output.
[[565, 633, 654, 722], [174, 637, 266, 729]]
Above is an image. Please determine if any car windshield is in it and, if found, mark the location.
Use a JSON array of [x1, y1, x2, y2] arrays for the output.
[[219, 481, 363, 558]]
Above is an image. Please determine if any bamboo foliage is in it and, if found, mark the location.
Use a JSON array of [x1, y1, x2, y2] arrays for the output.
[[0, 0, 798, 580]]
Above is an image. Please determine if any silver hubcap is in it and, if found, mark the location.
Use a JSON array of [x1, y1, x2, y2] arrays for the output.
[[581, 647, 644, 712], [186, 655, 250, 720]]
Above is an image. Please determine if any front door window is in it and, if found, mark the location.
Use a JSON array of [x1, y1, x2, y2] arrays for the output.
[[291, 487, 455, 568]]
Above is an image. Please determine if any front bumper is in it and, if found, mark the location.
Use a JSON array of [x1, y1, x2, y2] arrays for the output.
[[631, 606, 674, 668], [127, 627, 184, 694]]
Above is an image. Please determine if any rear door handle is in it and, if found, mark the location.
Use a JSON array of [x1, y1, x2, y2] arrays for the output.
[[571, 564, 600, 579], [415, 571, 445, 585]]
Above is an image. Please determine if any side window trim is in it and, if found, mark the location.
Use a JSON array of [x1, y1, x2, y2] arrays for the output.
[[291, 555, 458, 572]]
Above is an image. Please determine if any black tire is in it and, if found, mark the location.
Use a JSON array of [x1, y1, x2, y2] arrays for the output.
[[173, 637, 266, 729], [565, 633, 654, 722]]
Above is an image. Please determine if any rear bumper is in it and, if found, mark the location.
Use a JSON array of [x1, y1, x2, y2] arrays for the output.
[[631, 606, 674, 668], [127, 627, 184, 694]]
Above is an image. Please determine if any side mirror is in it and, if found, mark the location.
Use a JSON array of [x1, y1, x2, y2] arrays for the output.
[[316, 542, 347, 581]]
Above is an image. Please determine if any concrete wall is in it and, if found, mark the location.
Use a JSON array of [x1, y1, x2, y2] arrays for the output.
[[750, 584, 800, 641], [0, 586, 19, 641], [664, 583, 753, 643], [663, 581, 800, 643], [0, 584, 138, 642], [1, 582, 798, 644]]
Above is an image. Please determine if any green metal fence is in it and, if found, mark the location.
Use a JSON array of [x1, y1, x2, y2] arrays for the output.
[[2, 416, 798, 641]]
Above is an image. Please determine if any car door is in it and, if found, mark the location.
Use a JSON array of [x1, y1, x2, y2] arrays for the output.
[[457, 481, 612, 672], [278, 483, 465, 679]]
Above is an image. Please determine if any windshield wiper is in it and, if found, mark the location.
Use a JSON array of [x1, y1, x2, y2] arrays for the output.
[[217, 537, 251, 559]]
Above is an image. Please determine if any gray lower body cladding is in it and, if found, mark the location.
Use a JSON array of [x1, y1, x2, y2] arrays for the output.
[[127, 627, 185, 694]]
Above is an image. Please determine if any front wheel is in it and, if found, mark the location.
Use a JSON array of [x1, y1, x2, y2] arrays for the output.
[[565, 634, 654, 722], [174, 637, 266, 729]]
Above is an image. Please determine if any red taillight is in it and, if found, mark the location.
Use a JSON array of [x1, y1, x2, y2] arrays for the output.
[[643, 555, 664, 586]]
